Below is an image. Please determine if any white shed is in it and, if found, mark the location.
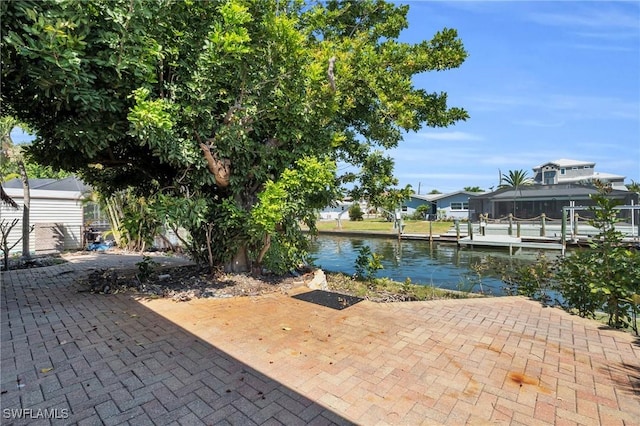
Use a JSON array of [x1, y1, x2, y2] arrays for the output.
[[0, 177, 89, 255]]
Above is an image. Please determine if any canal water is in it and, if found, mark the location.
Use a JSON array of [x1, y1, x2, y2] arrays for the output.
[[307, 235, 548, 296]]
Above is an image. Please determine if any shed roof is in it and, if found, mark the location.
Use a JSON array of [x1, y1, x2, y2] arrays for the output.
[[2, 176, 91, 193]]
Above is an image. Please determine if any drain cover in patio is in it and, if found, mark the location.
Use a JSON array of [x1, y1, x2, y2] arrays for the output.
[[292, 290, 364, 310]]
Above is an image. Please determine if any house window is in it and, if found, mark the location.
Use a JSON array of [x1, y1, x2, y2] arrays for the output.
[[543, 170, 556, 185], [450, 202, 468, 210], [572, 167, 578, 170], [560, 168, 566, 175], [401, 206, 407, 212]]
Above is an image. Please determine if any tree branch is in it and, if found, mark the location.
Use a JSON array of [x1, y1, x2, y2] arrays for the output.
[[195, 132, 231, 188], [327, 56, 337, 91]]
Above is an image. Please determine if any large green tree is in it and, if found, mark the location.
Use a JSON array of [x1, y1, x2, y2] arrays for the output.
[[1, 0, 468, 272]]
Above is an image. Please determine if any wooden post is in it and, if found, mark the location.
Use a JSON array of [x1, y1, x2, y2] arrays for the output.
[[573, 213, 579, 239], [561, 209, 567, 255], [429, 220, 433, 242], [508, 214, 513, 236], [468, 221, 473, 240], [516, 222, 521, 238], [455, 220, 460, 241], [540, 213, 546, 237]]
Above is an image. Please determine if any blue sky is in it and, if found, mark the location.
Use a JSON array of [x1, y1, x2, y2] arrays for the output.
[[391, 0, 640, 193]]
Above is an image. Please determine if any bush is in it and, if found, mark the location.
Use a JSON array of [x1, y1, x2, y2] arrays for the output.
[[411, 205, 430, 220], [502, 183, 640, 333], [348, 203, 364, 221], [354, 245, 383, 280]]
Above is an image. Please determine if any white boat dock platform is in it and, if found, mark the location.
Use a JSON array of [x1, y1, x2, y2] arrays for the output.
[[457, 235, 564, 254]]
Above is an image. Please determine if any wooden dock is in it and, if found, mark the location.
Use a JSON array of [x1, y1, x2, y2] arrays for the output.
[[457, 235, 564, 254]]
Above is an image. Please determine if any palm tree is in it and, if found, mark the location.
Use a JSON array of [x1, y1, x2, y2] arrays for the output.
[[498, 169, 533, 189], [498, 169, 533, 216]]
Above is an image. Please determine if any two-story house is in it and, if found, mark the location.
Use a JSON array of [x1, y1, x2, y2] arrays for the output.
[[468, 159, 636, 221], [532, 159, 626, 190]]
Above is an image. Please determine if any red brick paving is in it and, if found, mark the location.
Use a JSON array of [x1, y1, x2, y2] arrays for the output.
[[1, 252, 639, 425]]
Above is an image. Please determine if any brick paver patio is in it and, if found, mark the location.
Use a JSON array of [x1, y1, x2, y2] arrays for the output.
[[1, 252, 639, 425]]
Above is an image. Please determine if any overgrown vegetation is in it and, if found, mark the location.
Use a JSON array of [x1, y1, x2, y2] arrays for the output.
[[326, 272, 477, 302], [353, 245, 383, 280], [348, 203, 364, 221], [502, 183, 640, 334], [136, 255, 158, 282], [2, 0, 468, 274]]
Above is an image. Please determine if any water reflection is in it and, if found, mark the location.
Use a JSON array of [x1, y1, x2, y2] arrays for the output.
[[308, 235, 549, 296]]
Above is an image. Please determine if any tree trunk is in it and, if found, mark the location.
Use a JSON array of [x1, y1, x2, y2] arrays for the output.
[[18, 160, 30, 259], [224, 245, 250, 273]]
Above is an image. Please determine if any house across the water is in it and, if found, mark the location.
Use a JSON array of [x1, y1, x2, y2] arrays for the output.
[[404, 191, 480, 220], [532, 159, 627, 190], [468, 184, 637, 221]]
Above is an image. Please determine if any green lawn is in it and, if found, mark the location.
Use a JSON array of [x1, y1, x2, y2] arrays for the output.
[[312, 218, 454, 235]]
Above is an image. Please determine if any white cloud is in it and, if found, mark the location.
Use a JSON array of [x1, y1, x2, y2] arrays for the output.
[[467, 93, 639, 121], [417, 131, 484, 142], [398, 172, 497, 180], [528, 5, 640, 32], [512, 119, 565, 128]]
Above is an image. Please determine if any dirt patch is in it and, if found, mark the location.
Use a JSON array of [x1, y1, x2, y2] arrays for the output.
[[78, 263, 316, 302], [2, 254, 67, 271]]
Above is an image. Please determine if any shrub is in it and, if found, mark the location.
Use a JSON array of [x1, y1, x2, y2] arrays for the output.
[[348, 203, 364, 221], [354, 245, 383, 280], [412, 205, 431, 220]]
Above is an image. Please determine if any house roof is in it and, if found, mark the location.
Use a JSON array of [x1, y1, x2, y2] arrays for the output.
[[411, 190, 484, 202], [482, 184, 630, 201], [2, 176, 91, 193], [533, 159, 595, 170]]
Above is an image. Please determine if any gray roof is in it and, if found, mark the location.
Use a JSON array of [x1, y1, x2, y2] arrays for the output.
[[2, 176, 91, 193], [533, 159, 595, 170], [411, 190, 484, 202], [482, 184, 630, 201]]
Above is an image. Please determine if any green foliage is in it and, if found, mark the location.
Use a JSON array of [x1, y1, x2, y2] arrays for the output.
[[412, 204, 431, 220], [463, 186, 484, 192], [400, 277, 412, 294], [556, 183, 640, 328], [249, 156, 339, 272], [2, 0, 468, 272], [502, 183, 640, 332], [554, 249, 605, 318], [502, 254, 556, 304], [626, 180, 640, 194], [348, 203, 364, 221], [119, 195, 163, 252], [136, 255, 158, 282], [498, 169, 532, 189], [354, 245, 383, 280]]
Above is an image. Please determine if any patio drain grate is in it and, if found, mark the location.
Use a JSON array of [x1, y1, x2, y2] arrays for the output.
[[292, 290, 364, 310]]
